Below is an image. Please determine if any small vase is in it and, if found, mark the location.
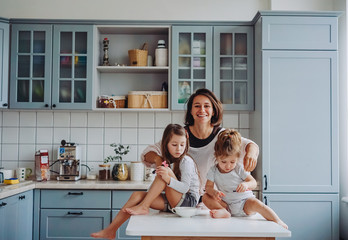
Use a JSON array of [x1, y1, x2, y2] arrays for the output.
[[98, 164, 111, 181], [112, 163, 128, 181]]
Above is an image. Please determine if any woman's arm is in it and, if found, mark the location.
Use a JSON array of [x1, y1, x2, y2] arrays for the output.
[[141, 141, 163, 167], [144, 151, 164, 167], [244, 142, 259, 172]]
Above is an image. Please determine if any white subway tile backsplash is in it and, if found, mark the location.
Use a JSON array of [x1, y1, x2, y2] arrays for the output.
[[53, 128, 70, 144], [88, 112, 105, 127], [86, 144, 104, 162], [2, 127, 19, 144], [105, 112, 121, 128], [3, 111, 19, 127], [123, 145, 138, 162], [138, 113, 154, 128], [155, 112, 171, 127], [19, 144, 36, 161], [19, 112, 37, 127], [71, 128, 87, 144], [223, 113, 239, 129], [71, 112, 88, 127], [138, 128, 155, 144], [37, 112, 54, 127], [2, 144, 19, 161], [19, 127, 36, 144], [155, 128, 165, 142], [137, 145, 147, 161], [122, 112, 138, 127], [172, 112, 185, 125], [121, 128, 137, 144], [87, 128, 104, 145], [239, 113, 250, 128], [53, 112, 71, 127], [36, 128, 53, 144], [104, 128, 121, 145]]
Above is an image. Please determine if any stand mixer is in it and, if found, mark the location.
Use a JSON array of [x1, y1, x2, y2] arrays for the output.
[[57, 140, 81, 181]]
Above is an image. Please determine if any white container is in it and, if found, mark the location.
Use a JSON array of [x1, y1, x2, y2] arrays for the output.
[[144, 166, 156, 181], [17, 168, 26, 181], [131, 162, 144, 181], [155, 40, 168, 67]]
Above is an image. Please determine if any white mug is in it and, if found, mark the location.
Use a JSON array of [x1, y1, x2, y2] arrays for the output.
[[17, 168, 26, 181], [0, 169, 15, 180]]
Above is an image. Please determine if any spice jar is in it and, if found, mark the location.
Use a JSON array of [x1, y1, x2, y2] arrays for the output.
[[98, 95, 109, 108], [98, 164, 110, 180]]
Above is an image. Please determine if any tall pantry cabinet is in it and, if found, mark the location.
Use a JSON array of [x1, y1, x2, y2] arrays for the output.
[[251, 11, 340, 240]]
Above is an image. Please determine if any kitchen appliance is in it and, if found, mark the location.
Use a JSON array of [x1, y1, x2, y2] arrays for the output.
[[57, 140, 81, 181]]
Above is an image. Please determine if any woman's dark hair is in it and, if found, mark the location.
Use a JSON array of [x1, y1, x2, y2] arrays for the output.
[[161, 124, 189, 181], [184, 88, 223, 126]]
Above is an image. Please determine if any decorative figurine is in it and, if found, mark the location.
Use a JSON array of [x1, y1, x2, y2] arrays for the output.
[[102, 38, 110, 66]]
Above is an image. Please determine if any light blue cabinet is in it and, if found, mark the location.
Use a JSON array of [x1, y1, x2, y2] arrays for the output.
[[213, 26, 254, 110], [252, 11, 340, 240], [171, 25, 253, 111], [0, 20, 9, 108], [0, 190, 33, 240], [263, 194, 339, 240], [10, 24, 93, 109], [171, 26, 213, 110]]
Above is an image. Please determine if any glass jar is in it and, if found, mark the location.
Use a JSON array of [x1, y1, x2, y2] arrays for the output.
[[98, 164, 110, 180]]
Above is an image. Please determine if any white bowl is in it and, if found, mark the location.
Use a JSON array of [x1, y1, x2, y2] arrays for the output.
[[172, 207, 197, 217]]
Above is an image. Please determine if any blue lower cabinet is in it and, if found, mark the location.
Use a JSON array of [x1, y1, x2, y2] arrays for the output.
[[112, 210, 140, 240], [40, 209, 110, 239], [263, 194, 339, 240]]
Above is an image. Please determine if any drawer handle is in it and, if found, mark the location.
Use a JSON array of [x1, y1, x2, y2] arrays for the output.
[[67, 211, 83, 215], [0, 202, 7, 207], [19, 195, 26, 200], [68, 192, 84, 195]]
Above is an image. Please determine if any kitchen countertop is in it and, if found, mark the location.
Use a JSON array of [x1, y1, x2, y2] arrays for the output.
[[126, 212, 291, 239], [0, 179, 152, 199]]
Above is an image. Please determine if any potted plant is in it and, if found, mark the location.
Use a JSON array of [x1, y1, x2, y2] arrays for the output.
[[100, 143, 130, 181]]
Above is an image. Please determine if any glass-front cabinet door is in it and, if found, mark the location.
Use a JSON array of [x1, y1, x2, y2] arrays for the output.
[[52, 25, 93, 109], [172, 26, 212, 110], [10, 24, 52, 109], [0, 21, 9, 108], [214, 26, 254, 110]]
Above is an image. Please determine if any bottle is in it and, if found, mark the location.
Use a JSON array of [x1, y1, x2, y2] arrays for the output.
[[155, 40, 168, 66]]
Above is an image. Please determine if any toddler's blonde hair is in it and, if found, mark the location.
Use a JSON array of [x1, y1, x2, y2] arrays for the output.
[[214, 129, 242, 158]]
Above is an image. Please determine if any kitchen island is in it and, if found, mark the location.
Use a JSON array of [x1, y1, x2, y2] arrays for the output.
[[126, 211, 291, 240]]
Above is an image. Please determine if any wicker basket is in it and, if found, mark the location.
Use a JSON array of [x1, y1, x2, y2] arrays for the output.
[[128, 43, 148, 66], [128, 91, 168, 108], [109, 96, 126, 108]]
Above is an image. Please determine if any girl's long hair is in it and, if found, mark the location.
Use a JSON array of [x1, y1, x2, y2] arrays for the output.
[[161, 124, 189, 181]]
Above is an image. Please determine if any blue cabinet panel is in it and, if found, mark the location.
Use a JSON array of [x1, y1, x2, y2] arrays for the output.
[[41, 189, 111, 208], [40, 209, 110, 240], [112, 190, 134, 209], [262, 16, 338, 50], [112, 210, 140, 240], [263, 194, 339, 240], [262, 51, 338, 193]]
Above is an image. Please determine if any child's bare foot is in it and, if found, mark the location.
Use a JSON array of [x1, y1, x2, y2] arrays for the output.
[[90, 229, 115, 240], [125, 204, 150, 215], [276, 219, 288, 229], [210, 209, 231, 218]]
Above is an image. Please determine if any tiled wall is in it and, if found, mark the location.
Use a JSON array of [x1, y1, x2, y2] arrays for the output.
[[0, 110, 250, 177]]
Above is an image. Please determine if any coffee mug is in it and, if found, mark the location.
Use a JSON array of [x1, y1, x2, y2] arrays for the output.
[[25, 168, 33, 180], [0, 169, 14, 180], [172, 207, 197, 218]]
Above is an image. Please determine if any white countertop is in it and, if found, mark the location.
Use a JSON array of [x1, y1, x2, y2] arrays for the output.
[[126, 211, 291, 238], [0, 179, 151, 199]]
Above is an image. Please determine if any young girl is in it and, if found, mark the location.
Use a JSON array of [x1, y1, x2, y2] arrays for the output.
[[91, 124, 200, 240], [202, 129, 288, 229]]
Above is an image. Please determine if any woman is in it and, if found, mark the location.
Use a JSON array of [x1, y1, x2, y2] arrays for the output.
[[142, 88, 259, 194]]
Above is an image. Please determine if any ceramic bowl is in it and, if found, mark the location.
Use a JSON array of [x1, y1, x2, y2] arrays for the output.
[[172, 207, 197, 217]]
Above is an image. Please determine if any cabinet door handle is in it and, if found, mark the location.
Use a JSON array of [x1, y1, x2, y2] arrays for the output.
[[0, 202, 7, 207], [45, 104, 49, 107], [263, 175, 268, 190], [19, 195, 26, 200], [263, 196, 268, 205], [2, 103, 8, 107], [52, 104, 56, 108], [68, 192, 84, 195], [67, 211, 83, 215]]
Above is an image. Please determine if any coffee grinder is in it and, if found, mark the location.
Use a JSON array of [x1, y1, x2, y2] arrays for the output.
[[57, 140, 81, 181]]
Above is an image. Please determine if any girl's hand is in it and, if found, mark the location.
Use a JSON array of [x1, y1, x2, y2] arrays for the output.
[[155, 166, 171, 184], [212, 189, 225, 201], [236, 182, 249, 192]]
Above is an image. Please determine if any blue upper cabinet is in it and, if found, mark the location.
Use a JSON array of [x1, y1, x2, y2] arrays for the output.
[[0, 21, 9, 108], [214, 26, 254, 111], [171, 26, 213, 110], [10, 24, 52, 109], [52, 25, 93, 109], [10, 24, 93, 109]]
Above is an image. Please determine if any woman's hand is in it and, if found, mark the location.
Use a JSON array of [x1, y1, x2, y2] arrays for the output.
[[244, 142, 259, 172]]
